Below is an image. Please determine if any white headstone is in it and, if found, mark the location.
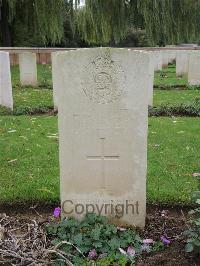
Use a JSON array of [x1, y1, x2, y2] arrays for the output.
[[162, 50, 169, 68], [153, 51, 162, 71], [148, 52, 155, 106], [167, 50, 176, 63], [176, 51, 189, 77], [51, 52, 59, 110], [0, 52, 13, 110], [188, 51, 200, 85], [19, 52, 37, 86], [53, 48, 150, 227]]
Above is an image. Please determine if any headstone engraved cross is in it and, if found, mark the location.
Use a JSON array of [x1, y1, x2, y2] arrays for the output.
[[87, 137, 120, 189], [53, 48, 150, 227]]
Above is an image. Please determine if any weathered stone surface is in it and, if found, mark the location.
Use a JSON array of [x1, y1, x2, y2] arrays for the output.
[[188, 51, 200, 85], [19, 52, 37, 86], [51, 52, 59, 109], [153, 51, 162, 71], [0, 52, 13, 110], [162, 51, 169, 68], [176, 51, 189, 77], [167, 50, 176, 63], [53, 48, 150, 227], [148, 52, 155, 106]]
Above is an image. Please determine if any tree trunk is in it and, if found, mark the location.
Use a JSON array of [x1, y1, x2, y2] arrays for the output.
[[0, 0, 12, 46]]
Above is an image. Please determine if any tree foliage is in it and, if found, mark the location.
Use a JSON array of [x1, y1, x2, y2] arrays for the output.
[[0, 0, 200, 46], [0, 0, 65, 46], [73, 0, 200, 45]]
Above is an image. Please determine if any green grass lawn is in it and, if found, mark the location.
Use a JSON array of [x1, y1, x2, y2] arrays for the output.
[[7, 87, 198, 115], [154, 64, 188, 87], [0, 115, 59, 205], [0, 115, 199, 206], [0, 64, 198, 116], [13, 86, 53, 113], [0, 65, 54, 115], [154, 90, 200, 106], [0, 63, 199, 207], [11, 64, 52, 87]]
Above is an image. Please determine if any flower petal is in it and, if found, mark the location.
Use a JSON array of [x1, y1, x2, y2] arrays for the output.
[[143, 238, 154, 244], [53, 207, 61, 217], [127, 246, 135, 257], [160, 236, 170, 245]]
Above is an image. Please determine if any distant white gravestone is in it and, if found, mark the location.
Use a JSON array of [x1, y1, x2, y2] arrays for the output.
[[167, 50, 176, 63], [188, 52, 200, 85], [176, 51, 189, 77], [0, 52, 13, 110], [51, 52, 60, 110], [153, 51, 162, 71], [162, 50, 169, 68], [148, 52, 155, 106], [19, 52, 37, 86], [53, 48, 150, 227]]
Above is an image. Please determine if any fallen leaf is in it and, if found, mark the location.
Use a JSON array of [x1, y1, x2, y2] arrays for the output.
[[119, 248, 126, 255], [193, 173, 200, 177], [19, 136, 28, 140], [47, 135, 58, 139], [154, 144, 160, 147], [8, 159, 17, 163]]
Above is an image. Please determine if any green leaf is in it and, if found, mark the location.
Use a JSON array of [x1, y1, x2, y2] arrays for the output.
[[91, 227, 102, 240], [185, 243, 194, 252], [196, 199, 200, 204], [51, 238, 61, 245], [93, 241, 103, 248], [193, 239, 200, 247], [108, 238, 121, 250], [73, 233, 83, 245]]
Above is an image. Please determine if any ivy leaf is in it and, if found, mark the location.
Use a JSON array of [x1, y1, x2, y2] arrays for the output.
[[73, 233, 83, 246], [46, 224, 58, 235], [93, 241, 103, 248], [193, 239, 200, 247], [60, 244, 73, 253], [185, 243, 194, 252], [91, 227, 101, 240], [108, 238, 120, 250], [51, 238, 61, 245]]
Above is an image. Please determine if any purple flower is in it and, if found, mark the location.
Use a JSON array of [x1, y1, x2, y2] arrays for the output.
[[88, 249, 97, 259], [127, 246, 135, 257], [143, 239, 154, 244], [53, 207, 61, 217], [160, 236, 170, 245]]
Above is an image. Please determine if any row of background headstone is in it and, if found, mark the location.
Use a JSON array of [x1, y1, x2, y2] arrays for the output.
[[0, 49, 200, 111], [0, 47, 199, 228], [52, 47, 200, 227], [0, 47, 200, 66]]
